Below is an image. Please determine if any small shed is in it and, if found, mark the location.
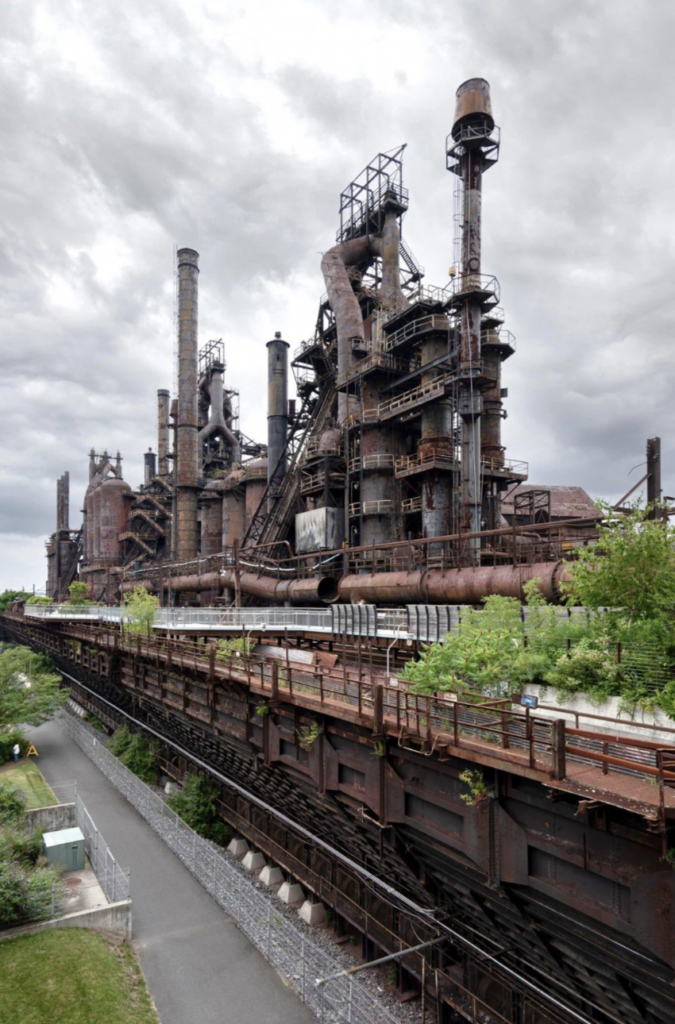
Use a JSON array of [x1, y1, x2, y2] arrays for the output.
[[43, 826, 85, 871]]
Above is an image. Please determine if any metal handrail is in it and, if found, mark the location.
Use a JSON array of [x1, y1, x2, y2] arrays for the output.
[[382, 314, 451, 354]]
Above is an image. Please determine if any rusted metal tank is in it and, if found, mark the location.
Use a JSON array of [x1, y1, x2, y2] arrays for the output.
[[222, 470, 246, 549], [200, 482, 223, 557], [98, 477, 132, 563], [243, 457, 268, 535], [451, 77, 494, 139], [89, 483, 103, 563], [338, 561, 570, 604]]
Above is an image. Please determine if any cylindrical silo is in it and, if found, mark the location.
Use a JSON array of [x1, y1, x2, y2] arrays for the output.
[[266, 332, 289, 495], [99, 477, 132, 563]]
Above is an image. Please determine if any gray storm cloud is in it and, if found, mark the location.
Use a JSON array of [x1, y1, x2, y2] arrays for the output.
[[1, 0, 673, 589]]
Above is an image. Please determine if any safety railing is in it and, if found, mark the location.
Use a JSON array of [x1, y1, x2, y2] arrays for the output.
[[481, 456, 528, 478], [445, 273, 500, 306], [395, 449, 459, 475], [25, 604, 126, 622], [402, 496, 422, 514], [349, 500, 395, 517], [349, 454, 396, 473], [381, 314, 451, 354]]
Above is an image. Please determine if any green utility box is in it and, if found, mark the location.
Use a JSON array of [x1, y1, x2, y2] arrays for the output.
[[43, 826, 85, 871]]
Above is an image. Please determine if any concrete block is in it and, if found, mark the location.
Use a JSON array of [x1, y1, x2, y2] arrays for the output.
[[164, 781, 181, 796], [259, 865, 283, 887], [278, 881, 304, 905], [227, 837, 249, 857], [242, 850, 266, 872], [299, 900, 326, 927]]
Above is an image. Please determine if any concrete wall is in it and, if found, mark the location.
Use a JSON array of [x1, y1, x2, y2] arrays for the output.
[[0, 900, 132, 944], [25, 802, 76, 832], [523, 684, 675, 744]]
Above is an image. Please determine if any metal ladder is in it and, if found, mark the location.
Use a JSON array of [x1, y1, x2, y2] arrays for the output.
[[243, 375, 336, 552]]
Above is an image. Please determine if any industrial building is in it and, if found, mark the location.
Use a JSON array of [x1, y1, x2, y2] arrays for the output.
[[45, 78, 604, 606]]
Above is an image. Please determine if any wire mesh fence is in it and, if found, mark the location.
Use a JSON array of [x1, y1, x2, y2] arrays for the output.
[[76, 796, 129, 904], [61, 711, 401, 1024]]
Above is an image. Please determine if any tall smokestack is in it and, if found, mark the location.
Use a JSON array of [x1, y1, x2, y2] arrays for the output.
[[157, 389, 170, 477], [56, 472, 69, 532], [144, 449, 157, 486], [175, 247, 200, 561], [266, 331, 289, 494]]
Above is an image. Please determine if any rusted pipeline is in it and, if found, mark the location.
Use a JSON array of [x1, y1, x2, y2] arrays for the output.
[[338, 561, 570, 604], [122, 571, 338, 605]]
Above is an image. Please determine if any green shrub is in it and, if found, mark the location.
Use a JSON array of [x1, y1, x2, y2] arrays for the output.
[[106, 726, 158, 785], [0, 862, 62, 925], [167, 774, 231, 845], [0, 826, 45, 866], [0, 728, 27, 764], [0, 782, 26, 826]]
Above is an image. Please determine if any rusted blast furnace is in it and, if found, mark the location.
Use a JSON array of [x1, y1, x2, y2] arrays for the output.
[[47, 77, 605, 606]]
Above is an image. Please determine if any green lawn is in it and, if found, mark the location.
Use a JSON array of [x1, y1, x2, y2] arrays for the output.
[[0, 929, 159, 1024], [0, 762, 56, 809]]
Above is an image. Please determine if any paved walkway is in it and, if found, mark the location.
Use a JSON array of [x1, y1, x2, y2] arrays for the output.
[[26, 720, 315, 1024]]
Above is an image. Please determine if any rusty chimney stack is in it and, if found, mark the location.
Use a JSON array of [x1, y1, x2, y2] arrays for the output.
[[157, 389, 170, 477], [267, 331, 289, 495], [144, 449, 157, 486], [56, 472, 69, 532], [175, 247, 200, 562]]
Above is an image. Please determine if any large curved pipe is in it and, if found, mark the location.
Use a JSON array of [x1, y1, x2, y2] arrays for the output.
[[338, 561, 570, 605], [198, 367, 241, 463]]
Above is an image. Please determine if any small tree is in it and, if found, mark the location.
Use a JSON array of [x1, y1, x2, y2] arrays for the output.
[[68, 581, 90, 606], [563, 502, 675, 621], [0, 646, 67, 730], [123, 586, 159, 635]]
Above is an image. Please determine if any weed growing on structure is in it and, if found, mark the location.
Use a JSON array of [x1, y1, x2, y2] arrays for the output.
[[122, 587, 159, 635], [458, 769, 493, 806], [296, 722, 322, 751], [166, 773, 231, 845], [215, 637, 253, 662]]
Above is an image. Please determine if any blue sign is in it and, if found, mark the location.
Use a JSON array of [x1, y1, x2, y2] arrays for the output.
[[520, 694, 538, 708]]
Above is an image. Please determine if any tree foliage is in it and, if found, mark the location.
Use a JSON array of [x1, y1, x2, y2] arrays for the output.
[[562, 502, 675, 620], [123, 587, 159, 635], [0, 646, 67, 730], [0, 591, 32, 612], [68, 581, 90, 606], [107, 726, 158, 785], [167, 773, 231, 845]]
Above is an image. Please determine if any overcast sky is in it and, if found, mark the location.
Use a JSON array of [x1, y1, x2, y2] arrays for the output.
[[1, 0, 674, 591]]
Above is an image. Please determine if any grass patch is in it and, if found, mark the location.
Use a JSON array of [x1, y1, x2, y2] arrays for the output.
[[0, 764, 56, 809], [0, 929, 159, 1024]]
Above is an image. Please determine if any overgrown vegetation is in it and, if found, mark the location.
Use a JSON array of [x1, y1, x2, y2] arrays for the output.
[[0, 727, 27, 765], [68, 581, 95, 606], [0, 591, 32, 612], [166, 773, 231, 845], [122, 587, 159, 635], [215, 637, 253, 662], [0, 780, 63, 927], [0, 645, 68, 730], [107, 726, 158, 785], [297, 722, 321, 751], [400, 503, 675, 718]]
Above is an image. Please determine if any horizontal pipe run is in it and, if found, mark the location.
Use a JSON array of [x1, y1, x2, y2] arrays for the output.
[[122, 572, 338, 605], [338, 561, 570, 605]]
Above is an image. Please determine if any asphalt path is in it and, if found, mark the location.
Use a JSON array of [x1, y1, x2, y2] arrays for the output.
[[27, 719, 315, 1024]]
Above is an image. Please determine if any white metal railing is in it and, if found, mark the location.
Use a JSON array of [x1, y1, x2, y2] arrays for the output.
[[25, 604, 126, 622], [481, 456, 528, 477]]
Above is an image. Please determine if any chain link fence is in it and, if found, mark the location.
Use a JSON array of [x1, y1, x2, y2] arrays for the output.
[[62, 711, 401, 1024]]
